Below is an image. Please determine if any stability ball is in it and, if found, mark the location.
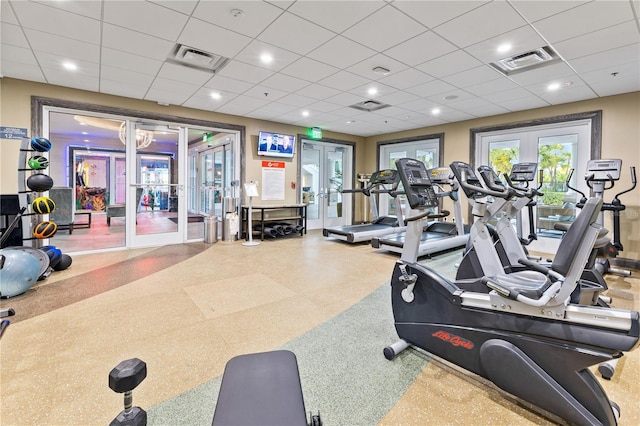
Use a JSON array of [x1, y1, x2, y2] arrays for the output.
[[27, 173, 54, 192], [28, 155, 49, 170], [0, 249, 41, 298], [30, 137, 52, 152]]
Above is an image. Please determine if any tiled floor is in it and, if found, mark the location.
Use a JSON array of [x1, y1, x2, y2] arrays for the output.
[[1, 231, 638, 425]]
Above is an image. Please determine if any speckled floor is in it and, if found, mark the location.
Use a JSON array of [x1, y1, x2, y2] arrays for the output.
[[0, 231, 638, 425]]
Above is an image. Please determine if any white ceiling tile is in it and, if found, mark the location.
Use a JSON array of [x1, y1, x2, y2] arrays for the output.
[[428, 88, 476, 105], [463, 25, 548, 63], [183, 87, 239, 110], [100, 79, 150, 100], [10, 1, 101, 44], [446, 97, 509, 116], [102, 23, 175, 61], [507, 62, 577, 86], [378, 68, 435, 90], [531, 1, 635, 43], [258, 12, 335, 55], [393, 1, 489, 30], [433, 2, 527, 47], [192, 1, 283, 38], [306, 101, 342, 113], [1, 59, 45, 81], [149, 1, 198, 15], [275, 93, 316, 108], [145, 87, 192, 106], [580, 61, 640, 97], [249, 102, 299, 118], [243, 85, 288, 102], [483, 86, 542, 103], [416, 49, 483, 78], [569, 43, 640, 75], [410, 79, 458, 98], [148, 77, 200, 98], [204, 75, 254, 94], [496, 97, 550, 112], [383, 31, 458, 67], [307, 36, 376, 69], [217, 61, 274, 84], [295, 83, 341, 100], [35, 51, 99, 77], [1, 1, 18, 24], [2, 23, 29, 48], [348, 82, 397, 99], [434, 109, 475, 123], [234, 40, 301, 72], [553, 21, 640, 60], [373, 90, 422, 106], [260, 73, 310, 92], [288, 0, 385, 33], [33, 0, 103, 20], [526, 82, 598, 105], [441, 65, 502, 88], [1, 44, 38, 66], [265, 1, 296, 10], [507, 1, 589, 23], [42, 68, 99, 92], [104, 1, 189, 41], [101, 65, 156, 87], [101, 48, 163, 76], [465, 77, 521, 97], [157, 62, 213, 86], [280, 57, 340, 83], [179, 18, 252, 59], [342, 5, 426, 51], [345, 54, 409, 81], [323, 92, 368, 108], [317, 70, 370, 91], [25, 29, 100, 63], [395, 98, 441, 115]]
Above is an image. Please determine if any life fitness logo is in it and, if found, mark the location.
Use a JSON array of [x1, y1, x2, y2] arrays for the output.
[[262, 161, 285, 169], [432, 330, 474, 350]]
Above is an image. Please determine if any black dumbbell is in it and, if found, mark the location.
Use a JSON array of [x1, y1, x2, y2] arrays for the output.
[[109, 358, 147, 426]]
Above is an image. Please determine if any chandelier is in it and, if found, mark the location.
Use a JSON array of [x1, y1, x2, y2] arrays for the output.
[[119, 122, 154, 150]]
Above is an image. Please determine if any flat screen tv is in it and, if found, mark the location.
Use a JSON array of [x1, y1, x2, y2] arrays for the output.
[[258, 131, 295, 158]]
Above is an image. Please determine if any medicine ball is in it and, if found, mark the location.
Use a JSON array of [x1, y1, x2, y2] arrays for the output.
[[28, 155, 49, 170], [0, 249, 41, 298], [30, 137, 52, 152], [27, 173, 54, 192], [33, 221, 57, 239], [32, 197, 56, 214], [53, 254, 72, 271]]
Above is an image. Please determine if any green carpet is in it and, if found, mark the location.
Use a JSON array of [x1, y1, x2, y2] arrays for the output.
[[147, 249, 461, 425]]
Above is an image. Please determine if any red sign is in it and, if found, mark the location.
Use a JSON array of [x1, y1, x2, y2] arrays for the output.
[[262, 161, 285, 168], [432, 330, 474, 350]]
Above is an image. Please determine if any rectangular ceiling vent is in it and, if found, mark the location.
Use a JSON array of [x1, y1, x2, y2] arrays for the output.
[[349, 99, 391, 112], [490, 46, 561, 76], [167, 44, 230, 74]]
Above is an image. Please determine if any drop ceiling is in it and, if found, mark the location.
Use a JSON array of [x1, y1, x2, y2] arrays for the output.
[[1, 0, 639, 137]]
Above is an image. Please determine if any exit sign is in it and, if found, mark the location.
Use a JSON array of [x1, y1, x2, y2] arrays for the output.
[[309, 127, 322, 139]]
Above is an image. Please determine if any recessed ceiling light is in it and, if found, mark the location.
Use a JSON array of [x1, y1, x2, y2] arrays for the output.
[[302, 110, 309, 117], [79, 122, 87, 126], [368, 87, 378, 96], [431, 108, 441, 115], [81, 131, 88, 135], [260, 53, 273, 64], [346, 120, 355, 124], [62, 61, 77, 71], [83, 139, 89, 142], [211, 92, 222, 100], [547, 82, 561, 91], [372, 66, 390, 76], [497, 43, 512, 54]]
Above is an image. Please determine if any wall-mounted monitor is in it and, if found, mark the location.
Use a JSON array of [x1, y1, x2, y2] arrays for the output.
[[258, 131, 295, 158]]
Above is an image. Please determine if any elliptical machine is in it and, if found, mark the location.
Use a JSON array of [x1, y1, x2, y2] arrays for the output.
[[384, 158, 639, 425], [567, 159, 637, 278]]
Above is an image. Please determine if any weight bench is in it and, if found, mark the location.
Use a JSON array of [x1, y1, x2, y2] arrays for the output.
[[212, 350, 319, 426]]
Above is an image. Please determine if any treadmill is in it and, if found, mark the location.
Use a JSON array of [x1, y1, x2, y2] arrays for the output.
[[371, 167, 469, 257], [322, 169, 405, 243]]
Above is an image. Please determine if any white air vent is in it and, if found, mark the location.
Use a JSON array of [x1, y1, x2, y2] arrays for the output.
[[490, 46, 561, 76], [349, 99, 391, 112], [167, 44, 230, 74]]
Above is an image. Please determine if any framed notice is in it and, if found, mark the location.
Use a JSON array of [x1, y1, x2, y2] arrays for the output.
[[261, 160, 285, 201]]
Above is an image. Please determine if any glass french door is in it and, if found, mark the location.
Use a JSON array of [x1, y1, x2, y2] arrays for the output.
[[127, 122, 186, 248], [477, 121, 591, 253], [300, 140, 352, 230]]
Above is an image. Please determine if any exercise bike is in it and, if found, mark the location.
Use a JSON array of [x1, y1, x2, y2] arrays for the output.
[[384, 158, 639, 425]]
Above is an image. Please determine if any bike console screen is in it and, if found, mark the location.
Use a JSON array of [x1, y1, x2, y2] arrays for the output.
[[395, 158, 438, 210], [510, 162, 537, 182], [450, 161, 485, 199]]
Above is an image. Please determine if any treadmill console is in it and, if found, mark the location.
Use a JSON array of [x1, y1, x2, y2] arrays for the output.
[[428, 167, 453, 184], [395, 158, 438, 210], [585, 159, 622, 181], [369, 169, 399, 185], [450, 161, 485, 199], [510, 162, 537, 182]]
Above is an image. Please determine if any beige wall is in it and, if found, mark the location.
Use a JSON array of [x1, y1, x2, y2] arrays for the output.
[[0, 78, 364, 204]]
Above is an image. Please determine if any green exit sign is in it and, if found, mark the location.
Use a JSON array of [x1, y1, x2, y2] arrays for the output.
[[309, 127, 322, 139]]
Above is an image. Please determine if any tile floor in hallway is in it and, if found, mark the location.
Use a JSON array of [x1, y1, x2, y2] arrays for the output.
[[0, 230, 638, 425]]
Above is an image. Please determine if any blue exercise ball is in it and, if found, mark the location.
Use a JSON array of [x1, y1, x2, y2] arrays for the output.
[[30, 137, 52, 152], [0, 249, 41, 298]]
